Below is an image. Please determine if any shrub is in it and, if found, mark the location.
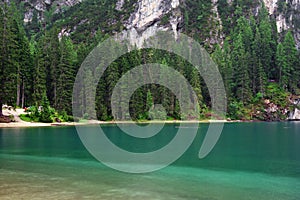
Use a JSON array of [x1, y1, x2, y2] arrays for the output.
[[83, 113, 89, 120]]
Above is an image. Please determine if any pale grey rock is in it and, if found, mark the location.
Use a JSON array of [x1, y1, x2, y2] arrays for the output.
[[23, 0, 81, 23], [124, 0, 182, 47], [116, 0, 125, 11], [262, 0, 300, 48], [289, 108, 300, 120]]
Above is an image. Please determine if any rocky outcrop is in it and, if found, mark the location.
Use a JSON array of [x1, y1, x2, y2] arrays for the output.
[[209, 0, 225, 46], [116, 0, 125, 11], [289, 108, 300, 120], [120, 0, 300, 48], [288, 96, 300, 120], [263, 0, 278, 14], [259, 99, 289, 121], [23, 0, 81, 23], [120, 0, 182, 47], [262, 0, 300, 49], [17, 0, 300, 48]]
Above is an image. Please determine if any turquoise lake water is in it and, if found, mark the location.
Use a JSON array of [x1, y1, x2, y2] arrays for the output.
[[0, 122, 299, 199]]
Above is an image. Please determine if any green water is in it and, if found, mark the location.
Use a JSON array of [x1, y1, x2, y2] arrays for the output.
[[0, 122, 299, 199]]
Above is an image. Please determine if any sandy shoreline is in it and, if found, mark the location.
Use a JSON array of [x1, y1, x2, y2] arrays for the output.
[[0, 119, 232, 128], [0, 108, 240, 128]]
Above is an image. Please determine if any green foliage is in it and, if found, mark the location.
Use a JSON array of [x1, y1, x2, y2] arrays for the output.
[[182, 0, 213, 44], [276, 43, 288, 87], [0, 3, 20, 112], [146, 90, 153, 119], [1, 1, 299, 122], [19, 114, 32, 122], [231, 33, 252, 103], [265, 83, 289, 107], [228, 101, 247, 120], [39, 95, 53, 123], [56, 36, 78, 114], [282, 31, 299, 92], [83, 113, 90, 120]]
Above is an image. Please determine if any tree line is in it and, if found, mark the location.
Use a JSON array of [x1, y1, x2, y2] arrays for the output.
[[0, 2, 299, 121], [0, 3, 78, 120]]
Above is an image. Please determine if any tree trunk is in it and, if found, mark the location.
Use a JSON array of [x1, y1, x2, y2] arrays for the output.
[[54, 82, 57, 108], [0, 100, 3, 116], [21, 79, 25, 108], [16, 81, 20, 107]]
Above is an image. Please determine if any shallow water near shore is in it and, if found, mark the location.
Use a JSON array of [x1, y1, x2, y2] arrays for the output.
[[0, 122, 299, 199]]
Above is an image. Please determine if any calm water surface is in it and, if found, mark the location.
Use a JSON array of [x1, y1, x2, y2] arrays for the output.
[[0, 122, 299, 200]]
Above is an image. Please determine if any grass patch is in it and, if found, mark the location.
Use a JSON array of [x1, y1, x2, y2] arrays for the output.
[[19, 114, 33, 122]]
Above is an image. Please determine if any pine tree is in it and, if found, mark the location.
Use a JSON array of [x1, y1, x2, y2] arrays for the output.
[[83, 69, 96, 119], [0, 3, 20, 113], [146, 89, 154, 119], [32, 37, 48, 106], [56, 36, 78, 114], [18, 32, 32, 108], [212, 41, 233, 97], [257, 4, 274, 79], [45, 28, 61, 107], [282, 31, 299, 92], [253, 27, 267, 94], [0, 6, 4, 115], [276, 43, 288, 88], [231, 33, 252, 103], [39, 94, 52, 123]]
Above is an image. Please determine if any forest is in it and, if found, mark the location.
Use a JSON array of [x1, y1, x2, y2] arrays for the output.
[[0, 0, 299, 122]]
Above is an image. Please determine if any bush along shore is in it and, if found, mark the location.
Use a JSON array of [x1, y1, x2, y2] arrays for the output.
[[1, 85, 300, 125]]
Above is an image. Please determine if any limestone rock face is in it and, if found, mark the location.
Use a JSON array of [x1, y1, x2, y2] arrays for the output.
[[262, 0, 300, 48], [23, 0, 81, 23], [263, 0, 278, 14], [15, 0, 300, 48], [289, 108, 300, 120], [121, 0, 300, 48], [121, 0, 182, 47]]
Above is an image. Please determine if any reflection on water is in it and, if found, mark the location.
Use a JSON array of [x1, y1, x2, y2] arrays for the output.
[[0, 123, 300, 199]]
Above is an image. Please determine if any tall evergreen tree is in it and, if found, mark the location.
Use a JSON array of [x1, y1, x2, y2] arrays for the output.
[[231, 33, 252, 103], [46, 28, 61, 107], [282, 31, 299, 92], [32, 37, 48, 106], [0, 3, 20, 113], [257, 4, 275, 79], [276, 42, 288, 88], [17, 32, 32, 108], [56, 36, 78, 114], [212, 41, 233, 97], [252, 27, 267, 94]]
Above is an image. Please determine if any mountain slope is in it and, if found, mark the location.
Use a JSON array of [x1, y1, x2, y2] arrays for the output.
[[18, 0, 300, 48]]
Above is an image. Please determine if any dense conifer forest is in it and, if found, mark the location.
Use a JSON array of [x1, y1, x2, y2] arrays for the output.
[[0, 0, 299, 122]]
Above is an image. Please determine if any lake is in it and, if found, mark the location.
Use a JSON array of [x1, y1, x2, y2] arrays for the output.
[[0, 122, 300, 199]]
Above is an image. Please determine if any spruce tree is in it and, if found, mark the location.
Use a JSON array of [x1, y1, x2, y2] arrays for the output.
[[43, 28, 61, 107], [231, 33, 252, 103], [56, 36, 78, 114], [282, 31, 299, 92], [276, 43, 288, 88], [253, 27, 267, 94], [257, 4, 274, 79], [33, 36, 48, 106], [0, 3, 19, 112], [212, 41, 233, 97]]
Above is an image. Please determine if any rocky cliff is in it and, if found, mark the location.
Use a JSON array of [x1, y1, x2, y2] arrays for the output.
[[263, 0, 300, 48], [289, 108, 300, 120], [22, 0, 81, 22], [18, 0, 300, 47], [120, 0, 300, 48], [117, 0, 182, 47]]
